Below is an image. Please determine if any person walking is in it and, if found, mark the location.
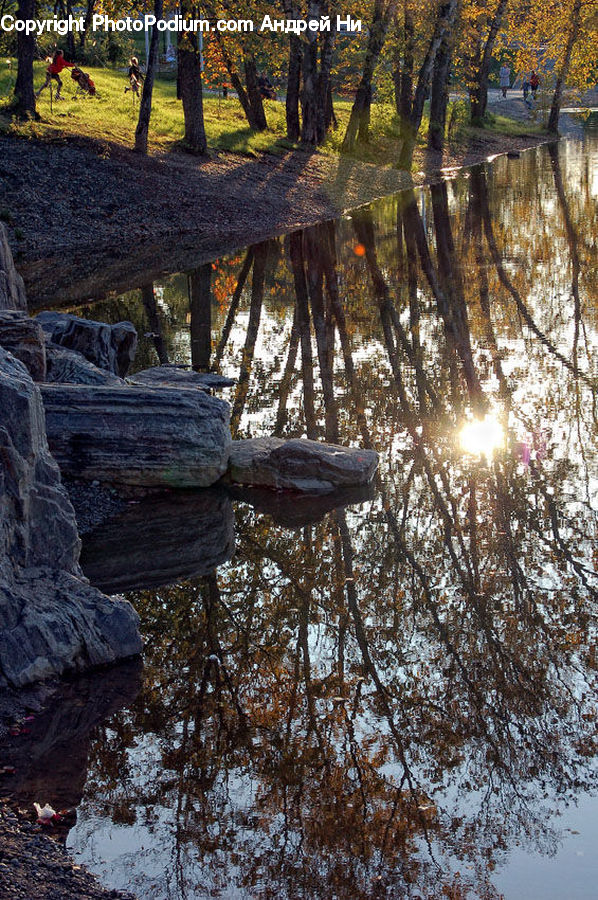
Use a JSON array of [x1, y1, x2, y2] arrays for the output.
[[125, 57, 144, 96], [522, 75, 532, 107], [499, 63, 511, 98], [530, 71, 540, 99], [35, 49, 74, 101]]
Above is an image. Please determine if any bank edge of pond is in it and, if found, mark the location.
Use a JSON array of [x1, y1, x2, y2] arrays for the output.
[[0, 122, 555, 307]]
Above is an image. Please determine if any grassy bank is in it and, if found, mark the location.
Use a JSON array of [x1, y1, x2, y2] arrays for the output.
[[0, 59, 543, 163]]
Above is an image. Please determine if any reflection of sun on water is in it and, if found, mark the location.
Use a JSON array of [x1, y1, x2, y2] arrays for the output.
[[459, 414, 505, 458]]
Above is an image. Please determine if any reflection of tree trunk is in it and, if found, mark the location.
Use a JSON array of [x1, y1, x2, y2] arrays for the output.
[[289, 231, 317, 438], [275, 307, 300, 436], [215, 249, 254, 367], [189, 264, 213, 372], [476, 166, 592, 387], [141, 282, 169, 365], [469, 168, 509, 397], [548, 144, 581, 375], [231, 242, 268, 436], [305, 227, 338, 443], [429, 183, 485, 410]]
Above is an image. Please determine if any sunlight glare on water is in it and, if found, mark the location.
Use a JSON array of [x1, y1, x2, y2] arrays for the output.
[[459, 413, 505, 458]]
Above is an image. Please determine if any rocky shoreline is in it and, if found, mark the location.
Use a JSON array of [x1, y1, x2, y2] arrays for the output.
[[0, 803, 137, 900]]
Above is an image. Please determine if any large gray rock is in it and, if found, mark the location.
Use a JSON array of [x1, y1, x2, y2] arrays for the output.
[[41, 383, 231, 487], [0, 224, 27, 312], [81, 488, 234, 593], [45, 344, 124, 386], [36, 312, 137, 377], [0, 572, 142, 688], [0, 311, 46, 381], [229, 437, 379, 494], [0, 347, 142, 688], [128, 366, 235, 390]]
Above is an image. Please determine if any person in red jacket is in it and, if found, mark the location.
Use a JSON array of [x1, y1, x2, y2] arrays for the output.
[[36, 50, 74, 101]]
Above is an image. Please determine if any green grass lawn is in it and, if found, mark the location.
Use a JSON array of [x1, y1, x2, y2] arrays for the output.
[[0, 58, 542, 162]]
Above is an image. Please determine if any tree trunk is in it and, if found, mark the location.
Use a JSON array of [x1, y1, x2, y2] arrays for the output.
[[177, 4, 208, 154], [135, 0, 162, 155], [300, 1, 335, 147], [244, 54, 268, 131], [427, 37, 451, 152], [397, 0, 458, 171], [80, 0, 96, 48], [13, 0, 37, 119], [470, 0, 508, 123], [283, 0, 302, 141], [548, 0, 582, 134], [343, 1, 395, 152], [65, 0, 76, 59], [393, 1, 414, 137], [286, 35, 302, 140]]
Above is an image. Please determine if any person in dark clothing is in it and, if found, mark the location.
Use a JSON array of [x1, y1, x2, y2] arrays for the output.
[[125, 57, 144, 95], [36, 50, 74, 100], [257, 73, 276, 100]]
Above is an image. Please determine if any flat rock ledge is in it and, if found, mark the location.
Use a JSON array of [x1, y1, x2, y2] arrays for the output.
[[229, 437, 379, 494], [41, 382, 231, 487], [128, 365, 235, 390]]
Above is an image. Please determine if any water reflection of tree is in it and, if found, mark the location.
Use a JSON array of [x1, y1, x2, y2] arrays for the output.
[[77, 148, 597, 900]]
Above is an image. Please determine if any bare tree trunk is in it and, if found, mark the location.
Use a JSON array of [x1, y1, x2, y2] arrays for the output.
[[393, 1, 414, 136], [177, 1, 208, 154], [427, 36, 451, 152], [65, 0, 76, 59], [80, 0, 96, 48], [283, 0, 302, 141], [213, 27, 267, 131], [397, 0, 458, 171], [135, 0, 162, 155], [301, 1, 336, 146], [13, 0, 37, 119], [243, 54, 268, 131], [343, 0, 396, 152], [470, 0, 508, 123], [548, 0, 582, 134]]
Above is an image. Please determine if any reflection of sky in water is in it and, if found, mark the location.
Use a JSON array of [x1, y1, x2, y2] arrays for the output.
[[64, 135, 598, 899]]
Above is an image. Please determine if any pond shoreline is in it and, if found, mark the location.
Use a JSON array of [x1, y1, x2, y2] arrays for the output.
[[0, 124, 554, 307]]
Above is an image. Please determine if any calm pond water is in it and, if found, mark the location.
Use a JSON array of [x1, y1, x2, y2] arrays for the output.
[[11, 128, 598, 899]]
